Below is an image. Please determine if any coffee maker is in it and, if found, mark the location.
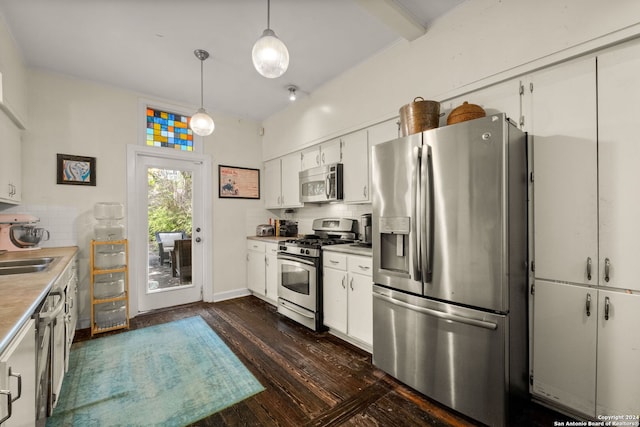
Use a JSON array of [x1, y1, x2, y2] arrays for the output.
[[359, 213, 372, 247], [0, 214, 50, 251]]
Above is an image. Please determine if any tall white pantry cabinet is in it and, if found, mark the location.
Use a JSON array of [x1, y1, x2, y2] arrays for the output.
[[530, 42, 640, 419]]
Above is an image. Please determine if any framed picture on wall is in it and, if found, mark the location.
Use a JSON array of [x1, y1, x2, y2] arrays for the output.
[[56, 154, 97, 186], [218, 165, 260, 199]]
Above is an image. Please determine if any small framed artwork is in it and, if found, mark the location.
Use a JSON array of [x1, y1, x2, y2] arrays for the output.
[[57, 154, 97, 186], [218, 165, 260, 199]]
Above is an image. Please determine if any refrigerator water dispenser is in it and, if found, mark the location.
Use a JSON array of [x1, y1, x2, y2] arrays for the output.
[[379, 216, 409, 274]]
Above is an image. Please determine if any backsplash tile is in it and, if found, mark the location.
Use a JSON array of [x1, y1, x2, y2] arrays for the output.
[[1, 204, 78, 247]]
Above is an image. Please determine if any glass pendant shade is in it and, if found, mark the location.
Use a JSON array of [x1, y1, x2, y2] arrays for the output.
[[190, 108, 215, 136], [252, 29, 289, 79]]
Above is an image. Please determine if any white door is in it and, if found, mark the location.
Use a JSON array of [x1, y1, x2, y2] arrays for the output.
[[128, 146, 211, 313], [597, 42, 640, 292], [596, 289, 640, 416], [530, 57, 598, 285], [532, 280, 597, 417]]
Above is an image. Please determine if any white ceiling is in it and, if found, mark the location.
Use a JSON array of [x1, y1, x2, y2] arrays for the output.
[[0, 0, 465, 121]]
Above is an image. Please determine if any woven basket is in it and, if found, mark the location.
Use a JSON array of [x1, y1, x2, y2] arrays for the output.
[[447, 101, 486, 125], [399, 97, 441, 136]]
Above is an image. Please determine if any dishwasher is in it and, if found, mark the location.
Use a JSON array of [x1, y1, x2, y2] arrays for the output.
[[34, 286, 65, 426]]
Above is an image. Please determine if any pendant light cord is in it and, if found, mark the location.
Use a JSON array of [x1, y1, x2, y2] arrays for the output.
[[267, 0, 271, 29], [200, 59, 204, 108]]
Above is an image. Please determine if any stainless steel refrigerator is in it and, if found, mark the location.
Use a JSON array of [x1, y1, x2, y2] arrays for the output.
[[371, 113, 528, 427]]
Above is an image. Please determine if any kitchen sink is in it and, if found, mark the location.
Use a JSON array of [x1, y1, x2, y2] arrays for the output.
[[0, 257, 56, 275]]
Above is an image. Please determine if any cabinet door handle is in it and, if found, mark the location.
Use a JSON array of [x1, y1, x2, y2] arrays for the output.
[[350, 277, 354, 290], [586, 257, 592, 281], [604, 258, 611, 282], [329, 259, 339, 264], [341, 276, 346, 289], [604, 296, 610, 320], [265, 257, 269, 266], [0, 389, 11, 424], [316, 154, 320, 165], [585, 293, 591, 317], [8, 368, 21, 402], [322, 152, 325, 164], [363, 185, 367, 197]]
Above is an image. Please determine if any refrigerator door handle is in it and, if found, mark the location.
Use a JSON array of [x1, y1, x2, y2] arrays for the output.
[[421, 145, 434, 283], [373, 291, 498, 330], [412, 146, 422, 282]]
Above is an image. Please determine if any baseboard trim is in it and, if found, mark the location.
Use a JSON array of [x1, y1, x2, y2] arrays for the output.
[[212, 288, 251, 302]]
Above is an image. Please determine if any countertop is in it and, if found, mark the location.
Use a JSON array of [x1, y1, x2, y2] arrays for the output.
[[0, 246, 78, 354], [323, 243, 372, 257]]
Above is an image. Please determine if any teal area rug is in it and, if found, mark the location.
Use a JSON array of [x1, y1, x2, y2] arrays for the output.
[[47, 316, 264, 427]]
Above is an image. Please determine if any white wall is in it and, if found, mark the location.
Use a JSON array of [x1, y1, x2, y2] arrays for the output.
[[262, 0, 640, 159], [13, 69, 266, 326]]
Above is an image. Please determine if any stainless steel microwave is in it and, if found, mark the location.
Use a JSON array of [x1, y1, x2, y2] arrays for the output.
[[299, 163, 343, 203]]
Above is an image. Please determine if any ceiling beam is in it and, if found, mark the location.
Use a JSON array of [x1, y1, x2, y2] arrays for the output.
[[355, 0, 426, 41]]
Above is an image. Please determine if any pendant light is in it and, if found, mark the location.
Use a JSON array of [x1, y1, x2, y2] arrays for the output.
[[190, 49, 215, 136], [252, 0, 289, 79]]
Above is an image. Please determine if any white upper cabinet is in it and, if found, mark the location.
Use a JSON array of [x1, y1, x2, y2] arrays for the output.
[[341, 130, 369, 203], [529, 57, 598, 285], [0, 112, 21, 204], [367, 118, 399, 147], [280, 152, 303, 208], [597, 42, 640, 292], [320, 138, 342, 165], [264, 158, 282, 209], [264, 153, 303, 209], [442, 78, 522, 128], [300, 146, 320, 170], [300, 138, 342, 170]]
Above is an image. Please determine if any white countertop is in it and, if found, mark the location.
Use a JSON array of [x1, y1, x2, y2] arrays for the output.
[[323, 243, 372, 257]]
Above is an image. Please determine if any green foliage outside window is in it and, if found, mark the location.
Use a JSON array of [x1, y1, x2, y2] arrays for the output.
[[147, 168, 193, 244]]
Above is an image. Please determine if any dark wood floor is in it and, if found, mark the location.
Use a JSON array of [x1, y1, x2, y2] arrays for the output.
[[75, 297, 568, 426]]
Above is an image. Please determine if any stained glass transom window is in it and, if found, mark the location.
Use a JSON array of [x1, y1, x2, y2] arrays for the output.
[[146, 107, 193, 151]]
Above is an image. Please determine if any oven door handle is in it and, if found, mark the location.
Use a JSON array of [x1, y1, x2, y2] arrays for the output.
[[277, 254, 316, 267]]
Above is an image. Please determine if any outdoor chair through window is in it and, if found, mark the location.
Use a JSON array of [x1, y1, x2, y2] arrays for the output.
[[155, 231, 188, 265]]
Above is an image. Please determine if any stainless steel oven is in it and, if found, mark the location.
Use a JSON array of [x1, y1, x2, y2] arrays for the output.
[[277, 253, 321, 330], [277, 218, 357, 331]]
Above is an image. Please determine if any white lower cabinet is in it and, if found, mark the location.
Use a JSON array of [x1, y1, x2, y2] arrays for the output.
[[265, 243, 278, 302], [323, 252, 372, 350], [246, 240, 278, 305], [532, 280, 640, 418], [595, 289, 640, 417], [0, 319, 36, 427]]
